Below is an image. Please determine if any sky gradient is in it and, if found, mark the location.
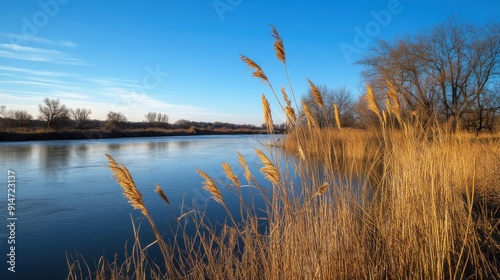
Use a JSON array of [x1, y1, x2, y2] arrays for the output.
[[0, 0, 498, 125]]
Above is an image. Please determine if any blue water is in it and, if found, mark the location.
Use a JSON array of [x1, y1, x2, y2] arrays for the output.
[[0, 134, 280, 279]]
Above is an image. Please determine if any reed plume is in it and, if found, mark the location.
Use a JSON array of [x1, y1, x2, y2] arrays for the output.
[[105, 154, 147, 216], [334, 103, 342, 130], [282, 86, 296, 123], [301, 101, 318, 129], [255, 148, 280, 185], [366, 83, 382, 121], [241, 55, 269, 83], [281, 86, 291, 105], [197, 169, 224, 205], [237, 152, 252, 184], [106, 154, 173, 275], [222, 162, 241, 191], [271, 24, 286, 64], [154, 183, 171, 207], [314, 182, 329, 197], [386, 80, 402, 123], [308, 78, 324, 108], [262, 94, 274, 134]]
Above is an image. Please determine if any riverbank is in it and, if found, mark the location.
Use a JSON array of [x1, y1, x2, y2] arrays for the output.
[[0, 127, 279, 141]]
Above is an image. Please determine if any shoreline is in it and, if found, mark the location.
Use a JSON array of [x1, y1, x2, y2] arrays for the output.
[[0, 127, 281, 142]]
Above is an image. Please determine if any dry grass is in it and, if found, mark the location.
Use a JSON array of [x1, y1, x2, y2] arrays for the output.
[[68, 26, 500, 279]]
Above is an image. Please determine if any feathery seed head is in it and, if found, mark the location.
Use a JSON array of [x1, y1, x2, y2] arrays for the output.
[[237, 152, 252, 184], [334, 103, 342, 130], [298, 145, 306, 161], [222, 162, 241, 191], [255, 148, 280, 185], [271, 25, 286, 64], [262, 94, 274, 134], [241, 55, 269, 83], [315, 182, 329, 196], [307, 79, 324, 108], [197, 169, 224, 205], [281, 86, 296, 123], [366, 84, 382, 120], [301, 101, 318, 129], [106, 154, 148, 216], [281, 86, 291, 105], [285, 105, 296, 124], [386, 80, 402, 123], [154, 183, 171, 207]]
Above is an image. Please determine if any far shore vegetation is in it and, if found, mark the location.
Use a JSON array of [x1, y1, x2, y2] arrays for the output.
[[0, 101, 282, 141], [60, 19, 500, 279]]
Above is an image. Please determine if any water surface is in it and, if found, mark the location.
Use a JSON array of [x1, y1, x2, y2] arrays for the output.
[[0, 134, 276, 279]]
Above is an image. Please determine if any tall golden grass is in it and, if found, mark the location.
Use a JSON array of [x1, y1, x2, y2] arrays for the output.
[[68, 27, 500, 279]]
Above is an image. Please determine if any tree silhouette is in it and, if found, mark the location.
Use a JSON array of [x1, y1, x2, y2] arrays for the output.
[[38, 98, 69, 128], [70, 108, 92, 129]]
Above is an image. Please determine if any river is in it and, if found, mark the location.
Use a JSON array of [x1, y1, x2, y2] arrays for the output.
[[0, 134, 279, 279]]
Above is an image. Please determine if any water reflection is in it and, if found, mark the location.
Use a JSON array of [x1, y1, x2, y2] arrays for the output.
[[174, 140, 193, 149], [0, 144, 33, 162], [148, 141, 170, 151], [107, 143, 122, 151], [74, 144, 89, 158], [38, 145, 71, 179]]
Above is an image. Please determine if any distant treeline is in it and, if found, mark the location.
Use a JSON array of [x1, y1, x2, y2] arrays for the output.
[[0, 98, 283, 133]]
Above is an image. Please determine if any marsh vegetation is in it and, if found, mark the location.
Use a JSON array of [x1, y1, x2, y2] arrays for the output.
[[68, 22, 500, 279]]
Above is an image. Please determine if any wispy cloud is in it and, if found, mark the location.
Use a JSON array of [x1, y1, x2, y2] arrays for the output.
[[0, 67, 210, 122], [0, 33, 77, 48], [0, 43, 85, 65], [0, 65, 76, 77], [86, 77, 141, 89]]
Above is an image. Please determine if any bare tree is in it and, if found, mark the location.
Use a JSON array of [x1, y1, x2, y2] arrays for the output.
[[174, 119, 191, 129], [106, 111, 127, 129], [145, 112, 169, 128], [359, 18, 500, 131], [156, 113, 168, 124], [38, 98, 69, 128], [0, 105, 6, 117], [1, 110, 33, 128], [70, 108, 92, 129], [13, 110, 33, 127], [144, 112, 157, 124], [301, 85, 355, 127]]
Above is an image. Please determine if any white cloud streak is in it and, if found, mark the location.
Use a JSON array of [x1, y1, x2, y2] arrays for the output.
[[0, 43, 85, 65], [0, 33, 77, 48]]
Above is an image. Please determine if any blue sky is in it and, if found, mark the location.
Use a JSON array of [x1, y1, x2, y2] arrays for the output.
[[0, 0, 498, 125]]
